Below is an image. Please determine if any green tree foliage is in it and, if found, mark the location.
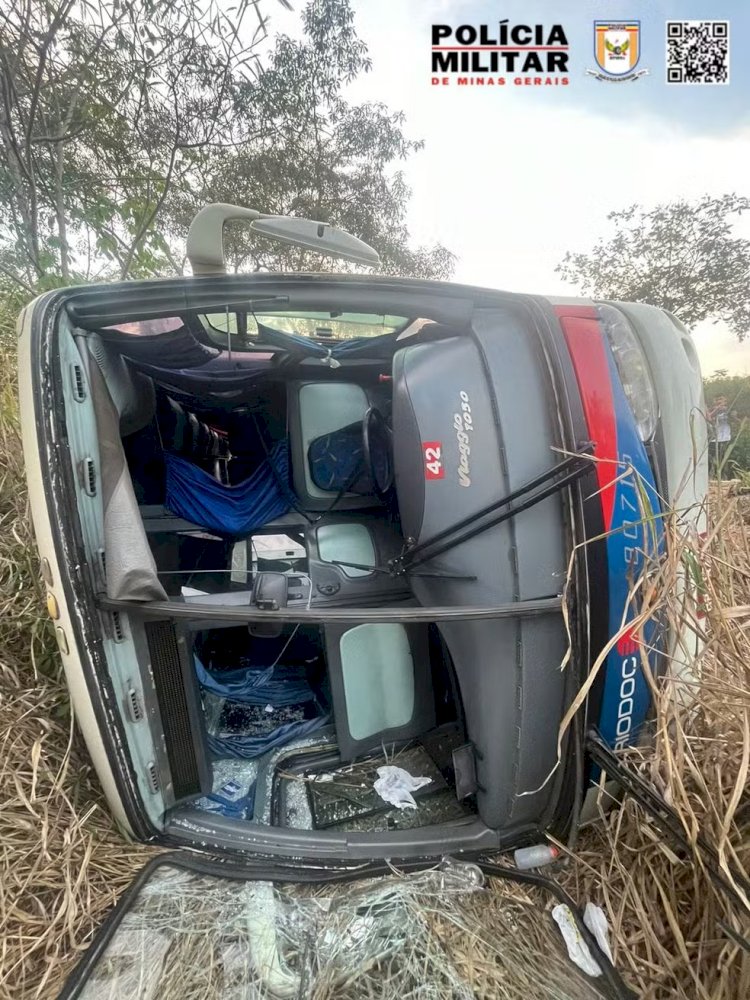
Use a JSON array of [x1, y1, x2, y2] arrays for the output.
[[0, 0, 453, 287], [704, 372, 750, 471], [0, 0, 282, 286], [557, 195, 750, 341], [165, 0, 455, 277]]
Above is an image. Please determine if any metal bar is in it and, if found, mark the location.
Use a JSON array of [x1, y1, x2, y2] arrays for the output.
[[98, 595, 562, 625], [403, 463, 591, 572], [398, 448, 592, 565]]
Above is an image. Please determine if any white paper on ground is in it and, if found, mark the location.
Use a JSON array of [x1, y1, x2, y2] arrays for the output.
[[181, 586, 209, 597], [373, 765, 431, 810], [551, 903, 602, 977], [583, 903, 614, 964]]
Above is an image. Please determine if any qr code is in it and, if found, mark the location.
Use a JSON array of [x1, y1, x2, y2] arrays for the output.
[[666, 21, 729, 84]]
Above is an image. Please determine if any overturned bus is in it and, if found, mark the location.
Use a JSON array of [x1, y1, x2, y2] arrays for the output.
[[19, 204, 707, 866]]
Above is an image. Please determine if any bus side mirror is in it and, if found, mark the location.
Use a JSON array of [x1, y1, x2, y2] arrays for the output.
[[186, 203, 380, 275]]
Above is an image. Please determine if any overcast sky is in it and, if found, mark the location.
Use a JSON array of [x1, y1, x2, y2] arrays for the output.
[[267, 1, 749, 374]]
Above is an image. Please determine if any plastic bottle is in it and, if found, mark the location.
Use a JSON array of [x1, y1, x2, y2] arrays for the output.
[[513, 844, 559, 870]]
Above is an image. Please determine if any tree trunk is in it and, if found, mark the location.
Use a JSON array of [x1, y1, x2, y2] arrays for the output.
[[55, 141, 70, 281]]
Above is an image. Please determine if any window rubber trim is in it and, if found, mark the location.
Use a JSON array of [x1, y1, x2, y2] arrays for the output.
[[57, 850, 635, 1000], [29, 292, 157, 841]]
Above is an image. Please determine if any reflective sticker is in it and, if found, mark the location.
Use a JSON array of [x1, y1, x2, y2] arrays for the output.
[[422, 441, 444, 480], [616, 625, 639, 655]]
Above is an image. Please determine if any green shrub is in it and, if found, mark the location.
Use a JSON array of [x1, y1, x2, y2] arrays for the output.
[[704, 373, 750, 472]]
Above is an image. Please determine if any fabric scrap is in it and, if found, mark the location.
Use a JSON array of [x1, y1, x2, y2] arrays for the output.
[[373, 765, 431, 810]]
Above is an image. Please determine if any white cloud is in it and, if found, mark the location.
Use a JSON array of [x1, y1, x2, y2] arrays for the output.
[[692, 322, 749, 375], [266, 1, 750, 372]]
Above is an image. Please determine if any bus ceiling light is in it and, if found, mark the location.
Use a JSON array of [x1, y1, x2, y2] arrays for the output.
[[186, 203, 381, 275], [599, 303, 658, 443]]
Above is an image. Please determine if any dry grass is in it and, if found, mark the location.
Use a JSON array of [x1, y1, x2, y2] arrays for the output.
[[0, 317, 748, 998], [558, 488, 750, 999]]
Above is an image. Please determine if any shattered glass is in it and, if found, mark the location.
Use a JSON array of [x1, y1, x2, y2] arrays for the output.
[[72, 859, 611, 1000], [280, 744, 470, 832]]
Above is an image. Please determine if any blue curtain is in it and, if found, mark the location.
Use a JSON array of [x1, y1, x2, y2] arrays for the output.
[[332, 331, 398, 358], [132, 355, 269, 395], [165, 439, 290, 538], [100, 326, 219, 368], [257, 321, 397, 361], [195, 654, 330, 761], [206, 715, 329, 760], [194, 657, 316, 707]]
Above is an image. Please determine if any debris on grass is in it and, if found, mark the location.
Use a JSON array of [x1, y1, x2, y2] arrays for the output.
[[68, 860, 611, 1000]]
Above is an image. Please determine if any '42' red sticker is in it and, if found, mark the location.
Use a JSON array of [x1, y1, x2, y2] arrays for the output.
[[422, 441, 444, 479]]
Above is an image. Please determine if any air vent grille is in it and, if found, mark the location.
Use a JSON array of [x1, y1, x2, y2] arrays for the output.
[[81, 457, 97, 497], [146, 761, 160, 794], [145, 620, 204, 801], [71, 363, 87, 402], [111, 611, 126, 643], [127, 686, 144, 723]]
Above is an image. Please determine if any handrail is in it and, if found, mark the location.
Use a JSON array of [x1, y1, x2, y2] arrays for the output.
[[98, 595, 563, 624]]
